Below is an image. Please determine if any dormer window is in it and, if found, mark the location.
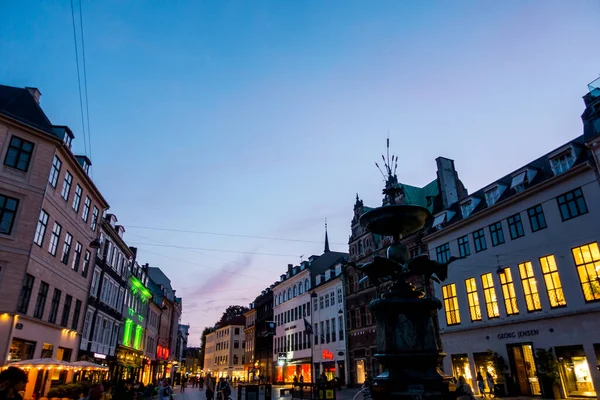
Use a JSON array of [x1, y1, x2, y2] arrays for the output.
[[549, 146, 577, 176], [484, 184, 506, 207], [325, 271, 331, 281], [460, 198, 480, 219], [432, 210, 455, 230], [316, 275, 322, 285], [335, 264, 342, 276], [510, 168, 537, 193]]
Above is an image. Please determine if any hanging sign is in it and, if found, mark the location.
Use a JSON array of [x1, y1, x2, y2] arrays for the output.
[[94, 353, 107, 359]]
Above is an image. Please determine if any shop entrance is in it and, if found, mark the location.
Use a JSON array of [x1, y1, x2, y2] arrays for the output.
[[336, 361, 345, 383], [355, 359, 366, 384], [556, 345, 596, 397], [473, 352, 497, 394], [507, 343, 540, 396]]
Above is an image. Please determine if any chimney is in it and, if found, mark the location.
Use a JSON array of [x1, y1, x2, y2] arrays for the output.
[[436, 157, 468, 209], [287, 264, 293, 275], [26, 87, 41, 104]]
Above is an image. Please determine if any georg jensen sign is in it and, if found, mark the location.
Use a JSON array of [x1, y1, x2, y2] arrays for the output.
[[497, 329, 539, 340]]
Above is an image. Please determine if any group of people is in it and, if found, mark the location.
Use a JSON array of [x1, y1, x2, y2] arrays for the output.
[[0, 367, 28, 400], [455, 372, 496, 400]]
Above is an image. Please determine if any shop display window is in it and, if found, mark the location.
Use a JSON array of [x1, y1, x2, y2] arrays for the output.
[[555, 345, 597, 397], [355, 360, 366, 384], [8, 338, 35, 362], [451, 354, 472, 381]]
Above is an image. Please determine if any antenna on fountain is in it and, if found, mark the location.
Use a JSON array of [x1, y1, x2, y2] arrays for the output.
[[375, 162, 386, 180], [387, 132, 390, 166]]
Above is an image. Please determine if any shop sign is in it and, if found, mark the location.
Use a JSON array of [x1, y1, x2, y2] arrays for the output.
[[94, 353, 107, 359], [322, 350, 334, 360], [277, 352, 287, 362], [497, 329, 539, 340], [15, 323, 23, 330], [285, 325, 297, 331]]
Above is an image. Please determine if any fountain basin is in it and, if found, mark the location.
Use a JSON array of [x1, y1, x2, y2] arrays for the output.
[[359, 204, 431, 237]]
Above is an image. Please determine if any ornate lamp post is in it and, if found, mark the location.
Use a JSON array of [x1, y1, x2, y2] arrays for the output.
[[355, 150, 460, 399]]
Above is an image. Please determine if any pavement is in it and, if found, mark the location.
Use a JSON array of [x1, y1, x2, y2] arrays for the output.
[[171, 385, 363, 400]]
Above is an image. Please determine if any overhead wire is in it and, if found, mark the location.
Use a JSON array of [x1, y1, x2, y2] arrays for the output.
[[70, 0, 88, 158], [78, 0, 93, 164], [126, 225, 347, 246], [129, 242, 304, 258]]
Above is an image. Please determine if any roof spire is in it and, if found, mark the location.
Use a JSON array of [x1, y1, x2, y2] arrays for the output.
[[324, 218, 330, 253]]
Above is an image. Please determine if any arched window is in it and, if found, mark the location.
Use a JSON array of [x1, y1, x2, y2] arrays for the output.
[[358, 240, 364, 254], [283, 291, 287, 302], [305, 278, 310, 290], [274, 296, 278, 306], [293, 285, 297, 297], [279, 293, 282, 304], [299, 281, 304, 294], [288, 288, 292, 300], [351, 246, 355, 255]]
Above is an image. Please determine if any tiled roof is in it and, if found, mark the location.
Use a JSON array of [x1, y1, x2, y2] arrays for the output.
[[436, 135, 590, 228], [0, 84, 54, 135]]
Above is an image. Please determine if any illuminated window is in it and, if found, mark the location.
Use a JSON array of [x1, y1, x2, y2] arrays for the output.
[[518, 262, 542, 311], [539, 255, 566, 308], [499, 268, 519, 315], [442, 284, 460, 325], [481, 273, 499, 318], [572, 243, 600, 302], [465, 278, 482, 321]]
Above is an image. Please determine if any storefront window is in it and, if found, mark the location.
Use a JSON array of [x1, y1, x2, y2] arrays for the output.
[[322, 362, 336, 381], [451, 354, 472, 381], [8, 338, 35, 362], [555, 345, 597, 397], [355, 360, 366, 384]]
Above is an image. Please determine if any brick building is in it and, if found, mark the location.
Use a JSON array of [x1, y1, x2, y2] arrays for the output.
[[0, 85, 108, 397]]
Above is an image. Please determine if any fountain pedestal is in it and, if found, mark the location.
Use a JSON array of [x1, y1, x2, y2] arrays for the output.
[[357, 197, 455, 399]]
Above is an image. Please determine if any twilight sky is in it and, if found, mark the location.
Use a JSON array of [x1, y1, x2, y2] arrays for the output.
[[2, 1, 599, 345]]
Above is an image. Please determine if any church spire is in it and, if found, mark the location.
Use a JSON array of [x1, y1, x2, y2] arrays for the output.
[[324, 218, 330, 253]]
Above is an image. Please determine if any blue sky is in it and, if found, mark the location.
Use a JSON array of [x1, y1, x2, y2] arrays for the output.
[[2, 1, 599, 344]]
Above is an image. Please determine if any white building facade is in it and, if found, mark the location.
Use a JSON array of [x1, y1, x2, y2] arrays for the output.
[[425, 118, 600, 397], [204, 322, 245, 379], [273, 262, 313, 384], [311, 264, 348, 384]]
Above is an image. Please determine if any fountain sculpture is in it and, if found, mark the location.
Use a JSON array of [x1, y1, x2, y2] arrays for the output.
[[357, 148, 460, 399]]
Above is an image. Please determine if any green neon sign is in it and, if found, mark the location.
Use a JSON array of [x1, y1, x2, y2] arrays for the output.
[[130, 276, 152, 299], [123, 319, 133, 346]]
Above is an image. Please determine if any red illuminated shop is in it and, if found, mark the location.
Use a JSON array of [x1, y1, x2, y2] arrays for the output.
[[275, 354, 312, 384]]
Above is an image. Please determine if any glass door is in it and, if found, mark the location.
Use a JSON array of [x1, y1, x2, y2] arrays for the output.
[[507, 343, 541, 396]]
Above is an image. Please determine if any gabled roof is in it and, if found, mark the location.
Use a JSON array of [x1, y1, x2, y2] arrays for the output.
[[0, 84, 54, 135], [437, 135, 590, 228]]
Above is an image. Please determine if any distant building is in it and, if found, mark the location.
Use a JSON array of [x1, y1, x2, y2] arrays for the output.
[[253, 286, 274, 383], [115, 257, 151, 382], [243, 306, 257, 381], [0, 84, 109, 398], [146, 267, 182, 380], [176, 324, 190, 367], [344, 156, 466, 386], [311, 258, 348, 384], [184, 347, 202, 375], [79, 213, 133, 381], [272, 247, 348, 384], [424, 81, 600, 398], [203, 316, 245, 379]]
